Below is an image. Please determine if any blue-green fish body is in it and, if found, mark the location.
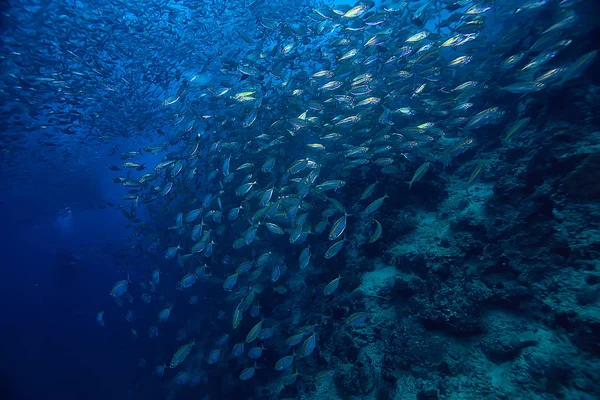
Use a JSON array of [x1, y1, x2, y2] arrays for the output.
[[248, 345, 264, 360], [174, 371, 190, 384], [96, 311, 105, 327], [109, 274, 130, 298], [236, 181, 256, 196], [265, 222, 284, 235], [465, 107, 504, 129], [244, 226, 257, 245], [369, 219, 383, 243], [222, 156, 231, 176], [185, 208, 202, 223], [232, 305, 243, 329], [286, 333, 305, 347], [282, 369, 299, 386], [125, 310, 135, 323], [275, 354, 295, 371], [258, 327, 274, 340], [191, 222, 204, 241], [207, 349, 220, 364], [360, 182, 377, 200], [228, 206, 242, 221], [346, 312, 369, 326], [232, 342, 244, 357], [287, 158, 308, 175], [260, 188, 274, 206], [240, 363, 257, 380], [325, 239, 345, 259], [271, 265, 281, 282], [223, 273, 239, 291], [151, 269, 160, 285], [256, 251, 271, 266], [165, 245, 181, 259], [362, 194, 389, 216], [328, 214, 348, 241], [505, 117, 530, 140], [249, 302, 261, 318], [502, 81, 545, 93], [160, 182, 173, 196], [299, 246, 311, 269], [299, 334, 317, 358], [409, 162, 431, 190], [562, 50, 598, 83], [195, 264, 207, 279], [155, 363, 166, 377], [315, 180, 346, 192], [170, 340, 195, 369], [262, 157, 276, 172], [149, 326, 159, 338], [158, 307, 172, 323], [315, 219, 328, 234], [467, 161, 486, 188], [323, 276, 341, 295], [236, 260, 254, 274], [178, 273, 196, 289], [245, 320, 263, 343], [315, 370, 335, 382]]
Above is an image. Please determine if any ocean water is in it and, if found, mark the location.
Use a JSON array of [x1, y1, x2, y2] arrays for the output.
[[1, 1, 599, 400]]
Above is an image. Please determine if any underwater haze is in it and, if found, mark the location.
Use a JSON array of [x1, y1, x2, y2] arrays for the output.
[[1, 0, 600, 399]]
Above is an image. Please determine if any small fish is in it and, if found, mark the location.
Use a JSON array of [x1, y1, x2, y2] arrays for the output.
[[257, 327, 274, 340], [409, 162, 431, 190], [170, 340, 195, 369], [236, 181, 257, 196], [324, 239, 345, 259], [328, 214, 348, 241], [361, 194, 389, 216], [448, 55, 472, 67], [245, 320, 263, 343], [178, 273, 196, 289], [299, 334, 317, 358], [315, 370, 335, 382], [158, 307, 172, 323], [360, 182, 377, 200], [286, 333, 305, 347], [275, 354, 295, 371], [174, 371, 190, 385], [96, 311, 105, 327], [561, 50, 598, 83], [342, 4, 369, 18], [369, 219, 383, 243], [502, 81, 546, 93], [299, 246, 311, 269], [232, 305, 243, 330], [248, 344, 264, 360], [109, 274, 130, 298], [346, 312, 369, 326], [467, 161, 485, 188], [406, 31, 429, 43], [282, 369, 299, 386], [271, 265, 281, 283], [155, 363, 166, 377], [207, 349, 221, 364], [505, 117, 531, 140], [323, 276, 341, 296], [223, 273, 239, 291], [265, 222, 284, 235], [240, 363, 257, 380]]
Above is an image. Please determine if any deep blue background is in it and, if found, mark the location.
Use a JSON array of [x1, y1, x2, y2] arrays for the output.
[[0, 157, 142, 399]]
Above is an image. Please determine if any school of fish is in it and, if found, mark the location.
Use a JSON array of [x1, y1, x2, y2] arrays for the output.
[[2, 0, 597, 397]]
